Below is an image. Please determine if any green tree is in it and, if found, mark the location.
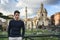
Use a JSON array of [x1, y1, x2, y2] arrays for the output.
[[0, 12, 3, 16]]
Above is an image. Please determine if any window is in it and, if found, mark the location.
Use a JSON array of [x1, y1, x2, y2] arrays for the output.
[[42, 14, 43, 16]]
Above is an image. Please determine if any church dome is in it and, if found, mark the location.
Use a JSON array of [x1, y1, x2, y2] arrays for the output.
[[43, 8, 47, 13]]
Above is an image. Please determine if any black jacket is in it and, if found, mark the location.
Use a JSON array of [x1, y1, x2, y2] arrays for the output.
[[8, 19, 25, 37]]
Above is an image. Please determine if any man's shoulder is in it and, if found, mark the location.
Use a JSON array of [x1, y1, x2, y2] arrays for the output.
[[9, 19, 14, 22], [20, 20, 24, 22], [20, 20, 24, 23]]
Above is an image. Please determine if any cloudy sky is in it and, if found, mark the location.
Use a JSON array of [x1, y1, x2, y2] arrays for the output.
[[0, 0, 60, 18]]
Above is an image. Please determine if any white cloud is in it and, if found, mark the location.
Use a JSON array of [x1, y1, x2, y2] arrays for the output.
[[0, 0, 9, 5], [16, 1, 27, 7], [0, 0, 60, 18], [16, 0, 60, 8], [51, 5, 60, 9], [16, 0, 45, 8], [0, 9, 13, 15], [20, 7, 34, 17], [28, 15, 37, 18], [44, 0, 60, 5]]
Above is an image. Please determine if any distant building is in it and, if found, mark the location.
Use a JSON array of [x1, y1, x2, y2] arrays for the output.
[[37, 3, 50, 27], [7, 15, 14, 25], [2, 22, 7, 31], [24, 18, 33, 29], [33, 17, 38, 28], [0, 20, 2, 25], [0, 20, 2, 31], [8, 15, 14, 18], [23, 3, 51, 29], [51, 12, 60, 26]]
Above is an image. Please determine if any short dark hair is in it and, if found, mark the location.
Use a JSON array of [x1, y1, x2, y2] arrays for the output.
[[14, 10, 20, 15]]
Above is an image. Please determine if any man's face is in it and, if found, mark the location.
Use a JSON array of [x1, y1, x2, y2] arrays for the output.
[[14, 13, 20, 20]]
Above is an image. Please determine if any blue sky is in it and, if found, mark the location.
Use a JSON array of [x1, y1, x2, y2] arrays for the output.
[[0, 0, 60, 18]]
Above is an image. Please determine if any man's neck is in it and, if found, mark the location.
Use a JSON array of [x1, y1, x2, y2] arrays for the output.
[[14, 18, 20, 21]]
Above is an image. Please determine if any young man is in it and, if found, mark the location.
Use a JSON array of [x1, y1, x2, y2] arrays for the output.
[[8, 10, 25, 40]]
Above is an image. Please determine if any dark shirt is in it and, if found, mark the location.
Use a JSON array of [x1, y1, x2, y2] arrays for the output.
[[8, 19, 25, 37]]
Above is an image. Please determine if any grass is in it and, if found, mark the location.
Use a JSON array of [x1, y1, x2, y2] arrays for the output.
[[0, 38, 8, 40], [0, 37, 59, 40], [0, 29, 60, 40]]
